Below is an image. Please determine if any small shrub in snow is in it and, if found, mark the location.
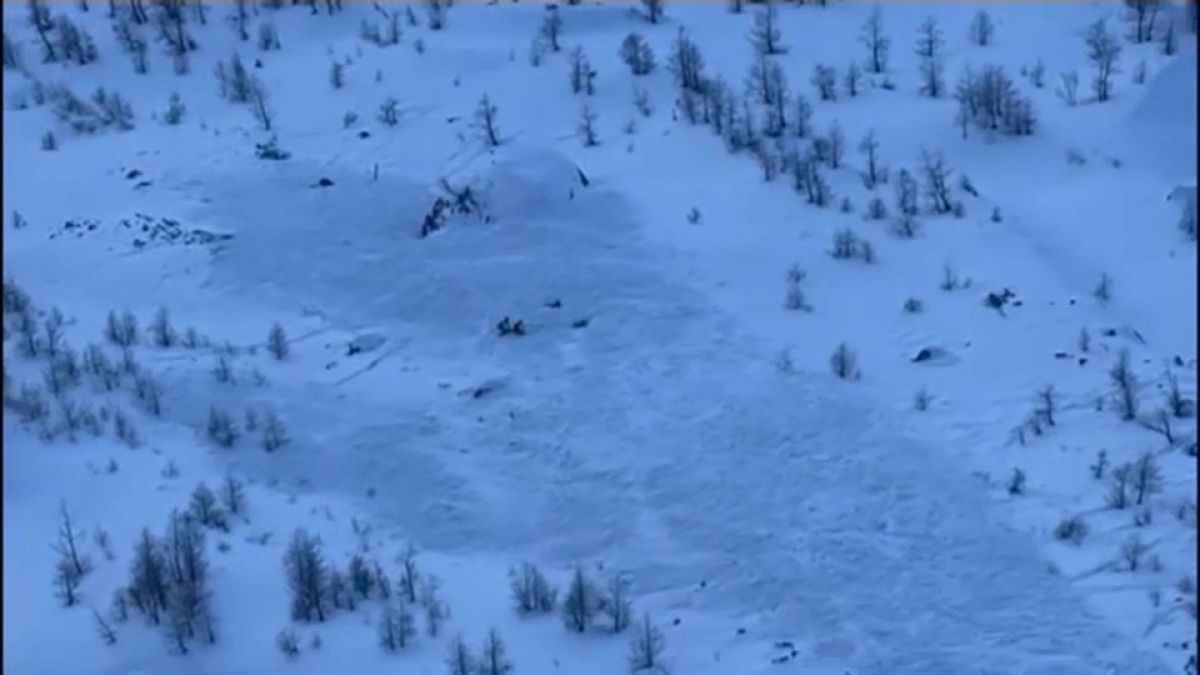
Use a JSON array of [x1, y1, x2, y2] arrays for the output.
[[1054, 516, 1089, 545], [378, 97, 400, 126], [633, 85, 653, 117], [915, 17, 946, 98], [261, 409, 288, 452], [1107, 462, 1133, 509], [1119, 535, 1148, 572], [258, 22, 281, 51], [93, 609, 118, 645], [1133, 507, 1153, 527], [8, 385, 48, 424], [399, 543, 420, 603], [221, 475, 246, 516], [528, 36, 546, 67], [267, 323, 289, 360], [426, 0, 447, 30], [829, 343, 859, 380], [1179, 575, 1196, 596], [1077, 327, 1092, 354], [3, 31, 23, 71], [1131, 452, 1162, 505], [496, 316, 526, 337], [113, 409, 139, 447], [1109, 349, 1138, 421], [1007, 467, 1026, 495], [968, 10, 995, 46], [913, 388, 932, 411], [148, 306, 175, 348], [629, 613, 667, 672], [749, 2, 785, 55], [13, 306, 41, 357], [212, 356, 234, 384], [419, 575, 450, 636], [568, 47, 597, 96], [1090, 449, 1108, 479], [378, 603, 417, 652], [784, 266, 811, 312], [620, 33, 655, 76], [578, 104, 599, 147], [276, 629, 300, 657], [474, 94, 501, 148], [894, 169, 919, 217], [774, 349, 795, 374], [604, 574, 633, 633], [858, 131, 886, 189], [562, 564, 600, 633], [1084, 20, 1121, 103], [953, 65, 1035, 137], [190, 483, 228, 531], [829, 228, 874, 263], [537, 7, 564, 52], [55, 554, 83, 606], [940, 264, 967, 291], [892, 215, 919, 239], [1165, 370, 1193, 418], [55, 15, 99, 66], [478, 629, 514, 675], [903, 297, 923, 314], [207, 407, 239, 447], [865, 197, 888, 220], [1057, 70, 1080, 107], [811, 64, 836, 101], [1142, 408, 1176, 445], [919, 151, 953, 213], [446, 635, 476, 675], [51, 87, 137, 132], [1034, 385, 1057, 427], [1162, 19, 1177, 56], [1131, 59, 1146, 85], [162, 93, 185, 125], [346, 554, 376, 601], [132, 373, 161, 416], [52, 501, 91, 605], [284, 529, 330, 622], [843, 62, 863, 97]]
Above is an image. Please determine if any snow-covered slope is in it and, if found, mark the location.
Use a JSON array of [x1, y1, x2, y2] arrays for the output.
[[3, 2, 1195, 674]]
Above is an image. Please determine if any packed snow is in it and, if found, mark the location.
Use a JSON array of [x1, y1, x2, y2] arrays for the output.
[[3, 1, 1196, 674]]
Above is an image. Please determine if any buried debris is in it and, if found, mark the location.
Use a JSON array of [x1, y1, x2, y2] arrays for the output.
[[419, 180, 485, 237], [911, 346, 955, 364], [983, 288, 1017, 316], [254, 137, 290, 160], [496, 316, 526, 337], [345, 332, 386, 357]]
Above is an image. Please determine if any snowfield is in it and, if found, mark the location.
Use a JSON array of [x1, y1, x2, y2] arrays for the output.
[[3, 1, 1196, 674]]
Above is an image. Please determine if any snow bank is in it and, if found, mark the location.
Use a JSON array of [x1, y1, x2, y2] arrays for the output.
[[474, 149, 591, 224], [1126, 51, 1198, 182]]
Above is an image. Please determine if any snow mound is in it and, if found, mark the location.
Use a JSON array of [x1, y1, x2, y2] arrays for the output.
[[474, 149, 590, 223]]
